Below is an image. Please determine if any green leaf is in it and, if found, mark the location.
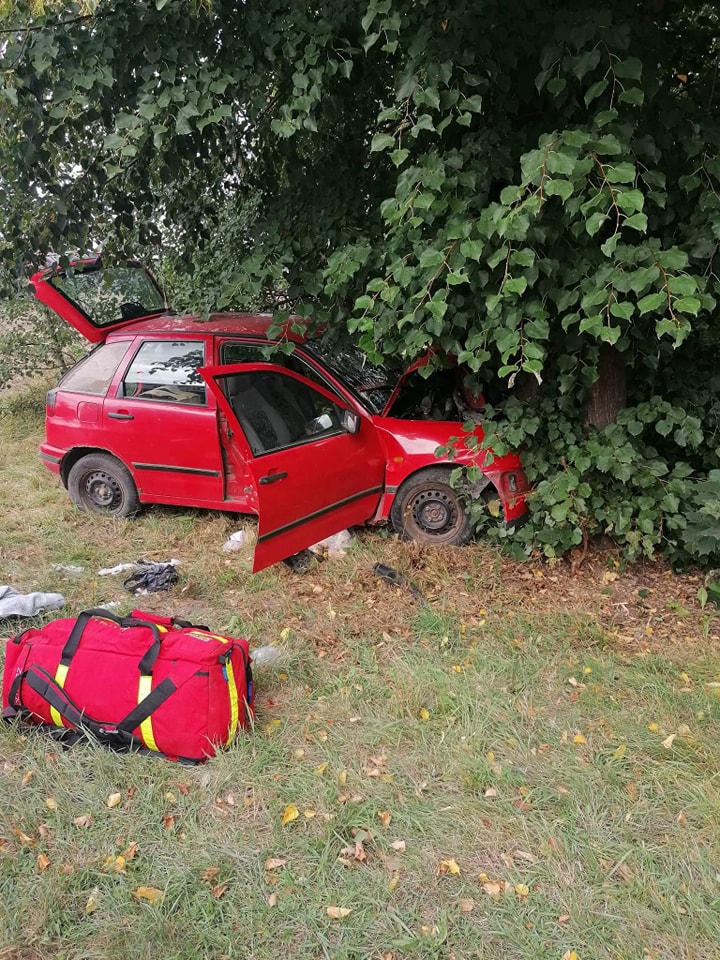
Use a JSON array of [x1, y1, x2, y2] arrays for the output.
[[579, 314, 603, 335], [605, 162, 636, 184], [658, 249, 689, 270], [103, 132, 126, 151], [586, 212, 607, 236], [667, 276, 697, 297], [615, 57, 643, 80], [500, 185, 523, 204], [637, 292, 666, 315], [459, 239, 484, 261], [601, 233, 619, 256], [623, 212, 648, 232], [546, 151, 575, 176], [510, 248, 535, 268], [562, 130, 590, 149], [618, 87, 645, 107], [674, 296, 701, 315], [390, 148, 409, 167], [545, 179, 574, 202], [573, 48, 601, 80], [609, 301, 634, 320], [616, 189, 644, 214], [593, 134, 623, 156], [505, 276, 528, 296], [411, 114, 435, 136], [370, 133, 395, 152], [584, 79, 608, 107]]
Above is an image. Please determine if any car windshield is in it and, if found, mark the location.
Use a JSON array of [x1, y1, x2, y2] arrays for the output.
[[49, 264, 166, 327], [305, 329, 402, 414]]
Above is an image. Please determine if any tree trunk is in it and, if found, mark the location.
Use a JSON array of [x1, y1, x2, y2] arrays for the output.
[[584, 344, 627, 430]]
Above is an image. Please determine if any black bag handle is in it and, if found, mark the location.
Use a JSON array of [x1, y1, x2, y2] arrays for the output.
[[60, 608, 164, 674]]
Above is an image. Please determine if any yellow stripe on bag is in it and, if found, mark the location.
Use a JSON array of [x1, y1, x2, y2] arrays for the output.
[[50, 663, 69, 727], [225, 660, 239, 745], [137, 675, 159, 752]]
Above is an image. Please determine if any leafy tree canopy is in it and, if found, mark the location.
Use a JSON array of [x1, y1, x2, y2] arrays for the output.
[[2, 0, 720, 563]]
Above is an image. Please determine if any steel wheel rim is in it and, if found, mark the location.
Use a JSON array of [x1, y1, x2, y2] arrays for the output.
[[83, 470, 123, 511], [410, 487, 461, 538]]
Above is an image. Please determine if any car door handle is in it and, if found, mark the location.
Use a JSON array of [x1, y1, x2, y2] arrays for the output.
[[259, 471, 288, 485], [107, 411, 134, 420]]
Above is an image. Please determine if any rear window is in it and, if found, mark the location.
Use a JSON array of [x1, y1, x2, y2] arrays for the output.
[[59, 341, 130, 395], [49, 264, 166, 327]]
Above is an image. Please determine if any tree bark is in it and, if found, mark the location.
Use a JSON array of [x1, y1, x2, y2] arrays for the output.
[[584, 344, 627, 430]]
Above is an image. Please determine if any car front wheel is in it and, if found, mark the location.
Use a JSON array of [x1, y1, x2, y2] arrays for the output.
[[67, 453, 140, 518], [390, 467, 473, 546]]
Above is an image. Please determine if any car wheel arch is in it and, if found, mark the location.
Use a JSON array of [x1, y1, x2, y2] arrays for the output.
[[60, 446, 132, 488]]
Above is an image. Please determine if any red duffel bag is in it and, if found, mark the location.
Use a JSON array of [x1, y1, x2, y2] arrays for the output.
[[1, 608, 253, 762]]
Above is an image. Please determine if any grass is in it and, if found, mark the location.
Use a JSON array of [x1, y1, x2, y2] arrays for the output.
[[1, 380, 720, 960]]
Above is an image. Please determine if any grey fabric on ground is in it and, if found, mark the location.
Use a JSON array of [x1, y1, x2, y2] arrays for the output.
[[0, 585, 66, 619]]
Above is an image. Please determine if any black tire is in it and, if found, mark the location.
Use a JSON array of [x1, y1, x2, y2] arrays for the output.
[[390, 467, 473, 546], [67, 453, 140, 518]]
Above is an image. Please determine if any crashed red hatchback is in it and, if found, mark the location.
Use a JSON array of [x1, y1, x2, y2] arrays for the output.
[[31, 258, 529, 572]]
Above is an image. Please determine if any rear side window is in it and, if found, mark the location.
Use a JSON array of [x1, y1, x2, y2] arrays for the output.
[[120, 340, 206, 405], [59, 341, 130, 395]]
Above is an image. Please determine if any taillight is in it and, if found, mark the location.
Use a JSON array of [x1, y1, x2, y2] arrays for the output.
[[46, 388, 57, 416]]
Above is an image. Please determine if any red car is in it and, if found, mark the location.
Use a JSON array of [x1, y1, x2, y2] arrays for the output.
[[32, 259, 528, 572]]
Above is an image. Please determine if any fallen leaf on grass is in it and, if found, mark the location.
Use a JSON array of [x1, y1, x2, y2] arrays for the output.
[[563, 952, 579, 960], [515, 883, 529, 897], [573, 734, 587, 745], [388, 871, 400, 891], [175, 782, 190, 796], [267, 893, 278, 907], [22, 770, 33, 786], [337, 770, 347, 785], [418, 708, 430, 721], [304, 809, 316, 819], [85, 889, 99, 915], [121, 842, 139, 860], [37, 853, 51, 872], [438, 859, 461, 876], [211, 884, 228, 899], [106, 792, 122, 809], [482, 881, 504, 897], [377, 810, 392, 827], [558, 914, 570, 924], [314, 762, 328, 775], [74, 815, 92, 828], [161, 815, 176, 830], [459, 898, 475, 913], [103, 855, 126, 874], [265, 858, 287, 871], [12, 829, 36, 846], [326, 906, 352, 920], [391, 840, 406, 852], [281, 804, 299, 826], [201, 867, 220, 882], [662, 734, 677, 749], [133, 886, 163, 904], [45, 797, 58, 811], [484, 788, 498, 798]]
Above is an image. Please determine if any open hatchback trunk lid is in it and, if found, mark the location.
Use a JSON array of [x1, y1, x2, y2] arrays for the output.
[[31, 258, 169, 343]]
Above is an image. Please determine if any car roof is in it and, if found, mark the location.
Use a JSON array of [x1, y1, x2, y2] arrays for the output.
[[105, 311, 309, 342]]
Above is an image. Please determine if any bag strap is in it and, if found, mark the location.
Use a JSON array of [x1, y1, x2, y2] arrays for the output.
[[130, 609, 210, 632], [60, 609, 165, 675]]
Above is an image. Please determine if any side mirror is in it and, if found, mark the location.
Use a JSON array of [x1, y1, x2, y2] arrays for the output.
[[341, 408, 361, 435]]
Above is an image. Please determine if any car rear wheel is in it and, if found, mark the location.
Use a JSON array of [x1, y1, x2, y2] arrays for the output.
[[67, 453, 139, 518], [390, 467, 473, 546]]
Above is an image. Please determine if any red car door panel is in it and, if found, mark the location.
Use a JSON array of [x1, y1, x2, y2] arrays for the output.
[[201, 363, 386, 571], [104, 338, 224, 503]]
